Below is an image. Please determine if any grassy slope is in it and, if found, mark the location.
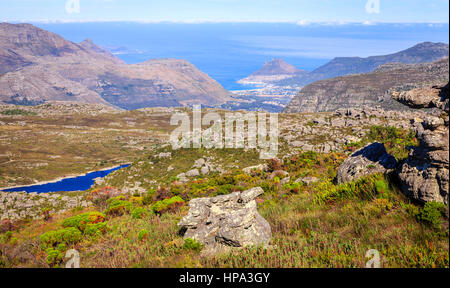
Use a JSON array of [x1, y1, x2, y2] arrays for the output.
[[1, 128, 448, 267], [0, 108, 170, 188]]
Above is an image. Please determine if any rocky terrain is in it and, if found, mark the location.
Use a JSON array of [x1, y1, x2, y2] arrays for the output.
[[0, 23, 232, 109], [284, 58, 449, 113], [235, 43, 448, 113], [393, 82, 449, 204], [0, 102, 448, 268], [0, 103, 427, 221]]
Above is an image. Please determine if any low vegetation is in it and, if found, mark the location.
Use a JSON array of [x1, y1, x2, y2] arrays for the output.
[[0, 105, 447, 268], [1, 144, 448, 268]]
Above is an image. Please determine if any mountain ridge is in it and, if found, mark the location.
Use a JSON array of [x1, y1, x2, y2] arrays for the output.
[[0, 23, 233, 109], [276, 42, 449, 87], [283, 58, 449, 113]]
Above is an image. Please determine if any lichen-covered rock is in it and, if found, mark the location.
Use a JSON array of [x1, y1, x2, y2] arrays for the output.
[[177, 187, 271, 255], [336, 142, 397, 184], [392, 82, 449, 112], [295, 176, 320, 185], [242, 164, 269, 174], [393, 82, 449, 204]]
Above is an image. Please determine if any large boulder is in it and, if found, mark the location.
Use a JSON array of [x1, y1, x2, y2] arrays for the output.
[[336, 142, 397, 184], [178, 187, 272, 256], [393, 82, 449, 204]]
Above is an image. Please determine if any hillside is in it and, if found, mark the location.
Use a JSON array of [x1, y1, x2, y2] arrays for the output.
[[283, 58, 449, 113], [238, 59, 308, 86], [0, 103, 448, 268], [251, 59, 302, 76], [0, 23, 232, 109], [277, 42, 449, 87]]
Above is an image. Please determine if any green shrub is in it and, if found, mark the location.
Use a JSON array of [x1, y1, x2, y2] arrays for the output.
[[57, 243, 67, 253], [1, 231, 12, 243], [105, 198, 133, 216], [142, 189, 156, 206], [375, 180, 389, 194], [40, 227, 83, 248], [62, 212, 106, 232], [314, 174, 383, 204], [137, 229, 149, 241], [284, 182, 302, 193], [216, 184, 234, 196], [365, 126, 417, 161], [151, 196, 185, 215], [84, 222, 108, 237], [46, 248, 64, 267], [183, 238, 203, 252], [0, 109, 37, 116], [417, 202, 445, 228], [131, 207, 149, 219]]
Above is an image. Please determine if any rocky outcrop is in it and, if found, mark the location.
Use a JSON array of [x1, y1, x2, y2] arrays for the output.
[[0, 192, 91, 220], [393, 83, 449, 204], [178, 187, 272, 255], [336, 142, 397, 184]]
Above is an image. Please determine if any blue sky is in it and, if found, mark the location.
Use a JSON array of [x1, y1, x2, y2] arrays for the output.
[[0, 0, 448, 23]]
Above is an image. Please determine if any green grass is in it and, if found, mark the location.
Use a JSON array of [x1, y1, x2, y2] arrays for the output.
[[0, 109, 37, 116]]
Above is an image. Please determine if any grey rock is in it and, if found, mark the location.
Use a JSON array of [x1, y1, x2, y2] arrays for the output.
[[178, 187, 271, 256], [295, 176, 320, 185], [186, 169, 200, 177], [200, 166, 210, 175], [336, 142, 397, 184], [194, 158, 206, 168], [242, 164, 269, 174], [394, 82, 449, 204], [280, 177, 291, 185], [157, 152, 172, 158]]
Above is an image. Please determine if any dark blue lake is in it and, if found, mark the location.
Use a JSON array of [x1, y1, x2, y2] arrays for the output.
[[1, 164, 130, 194]]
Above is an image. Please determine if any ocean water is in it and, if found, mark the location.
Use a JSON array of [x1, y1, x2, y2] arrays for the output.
[[2, 164, 130, 193], [35, 22, 449, 91]]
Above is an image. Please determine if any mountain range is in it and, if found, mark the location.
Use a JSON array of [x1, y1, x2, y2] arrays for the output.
[[0, 23, 232, 109], [278, 42, 449, 87], [1, 23, 449, 113], [240, 42, 449, 88], [283, 57, 449, 113]]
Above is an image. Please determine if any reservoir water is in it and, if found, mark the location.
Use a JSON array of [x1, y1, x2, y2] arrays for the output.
[[1, 164, 130, 194]]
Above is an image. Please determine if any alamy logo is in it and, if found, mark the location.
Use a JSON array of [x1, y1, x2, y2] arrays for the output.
[[170, 105, 279, 160], [365, 0, 380, 14], [365, 249, 381, 268], [65, 0, 81, 14], [65, 249, 80, 268]]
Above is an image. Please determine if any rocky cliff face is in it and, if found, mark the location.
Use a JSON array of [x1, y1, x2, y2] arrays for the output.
[[283, 58, 449, 113], [393, 83, 449, 204], [0, 23, 232, 109]]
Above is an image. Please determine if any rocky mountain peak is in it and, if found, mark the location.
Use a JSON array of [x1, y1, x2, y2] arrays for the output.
[[251, 58, 302, 76]]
